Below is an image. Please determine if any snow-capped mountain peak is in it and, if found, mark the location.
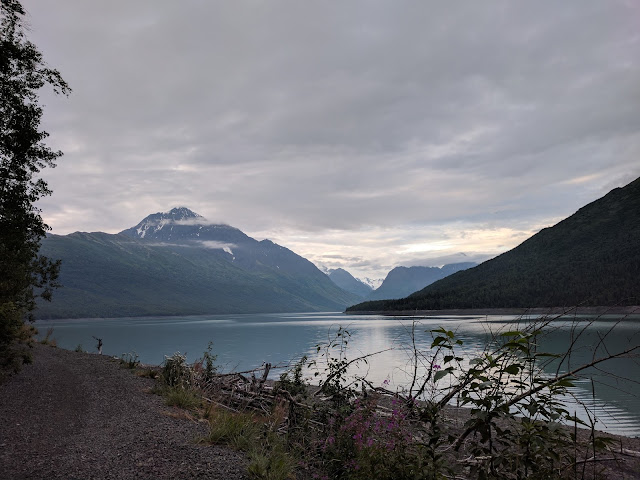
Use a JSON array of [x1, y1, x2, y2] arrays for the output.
[[125, 207, 204, 239], [167, 206, 203, 221], [119, 207, 249, 244]]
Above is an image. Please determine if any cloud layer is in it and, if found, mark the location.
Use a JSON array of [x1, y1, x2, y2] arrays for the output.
[[23, 0, 640, 279]]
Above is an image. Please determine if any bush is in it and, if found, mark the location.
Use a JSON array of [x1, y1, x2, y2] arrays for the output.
[[318, 397, 423, 480], [276, 355, 307, 398], [162, 352, 193, 389], [192, 341, 219, 389]]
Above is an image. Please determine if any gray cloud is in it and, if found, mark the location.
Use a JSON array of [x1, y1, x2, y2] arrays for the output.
[[22, 0, 640, 279]]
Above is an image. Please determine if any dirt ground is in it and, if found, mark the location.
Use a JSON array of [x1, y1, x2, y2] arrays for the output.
[[0, 344, 248, 480]]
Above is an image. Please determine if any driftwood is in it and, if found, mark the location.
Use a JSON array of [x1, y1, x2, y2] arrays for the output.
[[250, 362, 271, 392], [608, 447, 640, 458], [92, 336, 103, 355], [574, 456, 617, 465]]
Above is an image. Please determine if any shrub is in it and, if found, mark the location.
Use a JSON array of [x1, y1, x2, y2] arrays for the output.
[[276, 355, 307, 398], [192, 341, 219, 389], [319, 397, 421, 480], [162, 352, 193, 389]]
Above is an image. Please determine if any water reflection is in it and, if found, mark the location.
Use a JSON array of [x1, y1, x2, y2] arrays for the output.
[[36, 312, 640, 436]]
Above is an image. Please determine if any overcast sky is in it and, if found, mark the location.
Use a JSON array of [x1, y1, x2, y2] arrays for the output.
[[22, 0, 640, 281]]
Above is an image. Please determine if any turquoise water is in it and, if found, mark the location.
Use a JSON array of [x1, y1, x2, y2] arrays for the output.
[[35, 312, 640, 437]]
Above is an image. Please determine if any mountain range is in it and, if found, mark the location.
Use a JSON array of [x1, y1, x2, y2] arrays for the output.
[[36, 208, 360, 318], [327, 268, 373, 298], [348, 176, 640, 312], [364, 263, 477, 301]]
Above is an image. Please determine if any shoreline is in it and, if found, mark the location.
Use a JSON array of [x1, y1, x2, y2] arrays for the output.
[[346, 305, 640, 317], [4, 343, 640, 479], [33, 305, 640, 321]]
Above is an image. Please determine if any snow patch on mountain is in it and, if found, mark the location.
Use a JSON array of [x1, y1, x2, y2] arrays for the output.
[[200, 241, 237, 253], [360, 277, 384, 289]]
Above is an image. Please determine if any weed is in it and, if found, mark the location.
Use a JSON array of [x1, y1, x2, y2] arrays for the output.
[[39, 327, 56, 347], [276, 355, 307, 398], [247, 448, 295, 480], [74, 344, 86, 353], [119, 352, 139, 369], [202, 341, 218, 383], [207, 408, 262, 451], [162, 352, 193, 389], [164, 386, 201, 410], [206, 407, 295, 480], [137, 368, 160, 379]]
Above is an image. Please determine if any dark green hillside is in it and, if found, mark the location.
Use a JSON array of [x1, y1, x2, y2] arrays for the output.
[[348, 177, 640, 312], [36, 225, 359, 319]]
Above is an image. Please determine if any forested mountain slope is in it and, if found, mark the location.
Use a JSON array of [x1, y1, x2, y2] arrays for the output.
[[36, 208, 359, 318], [348, 177, 640, 312]]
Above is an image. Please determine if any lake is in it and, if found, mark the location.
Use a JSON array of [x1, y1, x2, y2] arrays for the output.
[[35, 311, 640, 437]]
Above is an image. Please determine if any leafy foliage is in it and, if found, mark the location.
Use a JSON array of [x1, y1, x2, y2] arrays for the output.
[[278, 316, 631, 479], [0, 0, 69, 376], [142, 318, 630, 479], [276, 355, 308, 398]]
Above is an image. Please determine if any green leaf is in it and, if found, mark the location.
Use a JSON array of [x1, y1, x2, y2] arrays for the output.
[[433, 369, 449, 382], [554, 378, 575, 388], [500, 331, 522, 337], [503, 364, 520, 375]]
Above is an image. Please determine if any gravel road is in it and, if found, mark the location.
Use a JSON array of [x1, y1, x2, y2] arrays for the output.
[[0, 344, 248, 479]]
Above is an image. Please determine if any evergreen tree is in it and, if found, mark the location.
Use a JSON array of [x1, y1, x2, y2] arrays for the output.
[[0, 0, 70, 376]]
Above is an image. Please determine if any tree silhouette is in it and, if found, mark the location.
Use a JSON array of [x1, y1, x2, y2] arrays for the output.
[[0, 0, 70, 376]]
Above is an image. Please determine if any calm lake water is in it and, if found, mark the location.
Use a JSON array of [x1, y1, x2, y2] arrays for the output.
[[35, 312, 640, 437]]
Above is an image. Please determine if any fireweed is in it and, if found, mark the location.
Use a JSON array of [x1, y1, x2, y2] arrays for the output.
[[320, 397, 419, 480]]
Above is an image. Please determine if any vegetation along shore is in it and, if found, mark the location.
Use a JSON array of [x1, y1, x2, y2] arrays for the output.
[[3, 314, 640, 480]]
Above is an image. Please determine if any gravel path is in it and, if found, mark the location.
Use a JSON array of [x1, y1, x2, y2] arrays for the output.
[[0, 344, 248, 479]]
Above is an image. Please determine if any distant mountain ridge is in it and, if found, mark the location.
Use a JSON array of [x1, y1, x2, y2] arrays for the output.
[[36, 208, 360, 318], [327, 268, 373, 298], [366, 263, 477, 301], [348, 177, 640, 312]]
